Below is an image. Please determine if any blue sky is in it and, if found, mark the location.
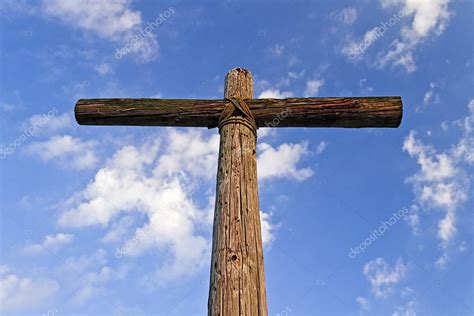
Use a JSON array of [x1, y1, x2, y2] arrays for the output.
[[0, 0, 473, 315]]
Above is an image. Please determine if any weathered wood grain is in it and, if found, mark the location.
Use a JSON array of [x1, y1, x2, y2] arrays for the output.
[[75, 96, 403, 128], [208, 68, 268, 316]]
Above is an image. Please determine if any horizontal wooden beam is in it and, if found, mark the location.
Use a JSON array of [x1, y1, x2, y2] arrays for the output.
[[75, 97, 403, 128]]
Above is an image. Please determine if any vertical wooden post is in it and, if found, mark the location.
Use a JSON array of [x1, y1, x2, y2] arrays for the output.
[[208, 68, 268, 315]]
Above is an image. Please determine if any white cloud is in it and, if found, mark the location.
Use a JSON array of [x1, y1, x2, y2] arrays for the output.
[[255, 79, 271, 92], [316, 141, 328, 154], [356, 296, 370, 310], [0, 269, 59, 313], [23, 233, 74, 255], [287, 71, 305, 80], [26, 112, 73, 135], [380, 0, 451, 42], [435, 254, 449, 269], [95, 63, 113, 76], [363, 257, 408, 298], [270, 44, 285, 57], [56, 131, 214, 281], [377, 0, 452, 72], [40, 0, 159, 62], [392, 300, 417, 316], [60, 249, 107, 276], [423, 81, 441, 105], [41, 0, 141, 40], [452, 99, 474, 165], [260, 211, 275, 246], [403, 133, 457, 182], [257, 128, 274, 139], [359, 78, 374, 93], [277, 71, 303, 87], [376, 39, 417, 73], [441, 121, 449, 131], [58, 249, 127, 305], [57, 129, 312, 281], [304, 79, 324, 97], [257, 142, 313, 181], [405, 204, 420, 235], [258, 89, 293, 99], [71, 266, 116, 305], [256, 73, 303, 98], [341, 27, 382, 60], [25, 135, 98, 170], [153, 129, 220, 179], [341, 0, 452, 72], [403, 100, 473, 266], [101, 216, 135, 243], [118, 30, 160, 63], [403, 131, 467, 246]]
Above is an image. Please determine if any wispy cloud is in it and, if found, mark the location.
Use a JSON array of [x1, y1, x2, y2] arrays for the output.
[[403, 99, 473, 267], [363, 257, 408, 298], [376, 0, 453, 72], [25, 135, 99, 170], [340, 0, 452, 73], [392, 299, 417, 316], [258, 142, 313, 181], [304, 79, 324, 97], [356, 296, 370, 311], [258, 89, 293, 99], [0, 266, 59, 313], [23, 233, 74, 255], [260, 211, 276, 246], [40, 0, 160, 62]]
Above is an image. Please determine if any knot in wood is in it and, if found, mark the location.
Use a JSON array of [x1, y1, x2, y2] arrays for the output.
[[218, 98, 257, 137], [352, 100, 360, 106]]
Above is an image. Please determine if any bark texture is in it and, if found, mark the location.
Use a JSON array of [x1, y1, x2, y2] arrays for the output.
[[75, 97, 402, 128], [208, 68, 268, 316]]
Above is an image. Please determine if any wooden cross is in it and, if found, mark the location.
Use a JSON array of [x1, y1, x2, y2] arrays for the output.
[[75, 67, 402, 315]]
